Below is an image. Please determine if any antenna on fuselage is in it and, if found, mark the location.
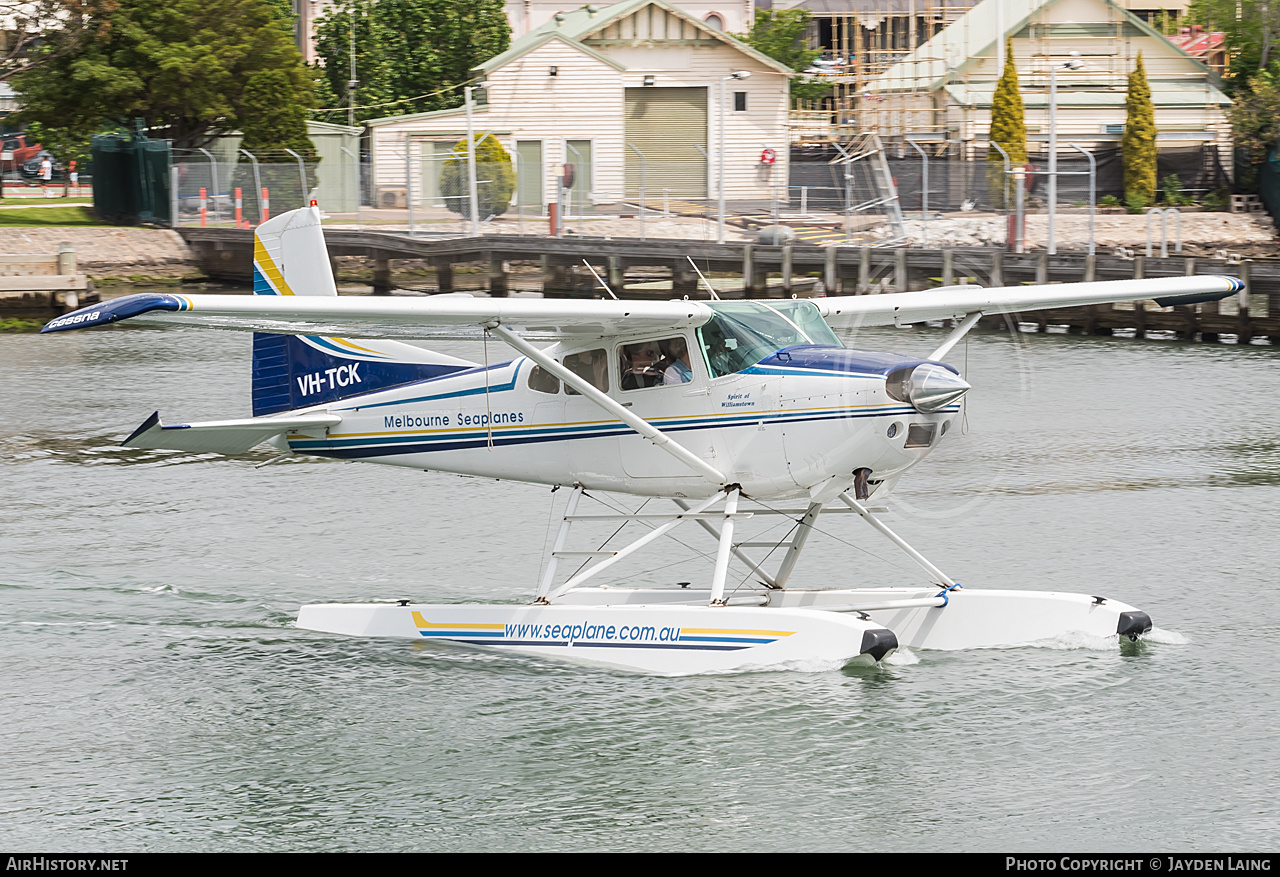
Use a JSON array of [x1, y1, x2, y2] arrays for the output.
[[581, 260, 618, 300], [686, 257, 720, 301]]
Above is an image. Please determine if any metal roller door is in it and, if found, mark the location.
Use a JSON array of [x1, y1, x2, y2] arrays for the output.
[[624, 86, 708, 200]]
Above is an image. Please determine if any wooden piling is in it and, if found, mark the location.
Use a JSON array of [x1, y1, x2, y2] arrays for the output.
[[372, 258, 392, 294], [488, 256, 509, 297]]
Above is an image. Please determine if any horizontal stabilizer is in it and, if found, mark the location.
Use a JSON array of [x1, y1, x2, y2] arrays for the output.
[[122, 410, 342, 454]]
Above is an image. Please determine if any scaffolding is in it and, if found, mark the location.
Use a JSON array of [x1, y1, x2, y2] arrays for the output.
[[789, 0, 1226, 166], [790, 0, 980, 143]]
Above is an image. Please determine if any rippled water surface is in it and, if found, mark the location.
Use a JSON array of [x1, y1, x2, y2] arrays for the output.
[[3, 313, 1280, 851]]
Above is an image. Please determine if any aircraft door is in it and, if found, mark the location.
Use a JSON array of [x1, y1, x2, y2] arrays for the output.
[[616, 335, 719, 481]]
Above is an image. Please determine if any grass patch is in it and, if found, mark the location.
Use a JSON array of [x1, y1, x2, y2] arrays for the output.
[[0, 206, 107, 227], [0, 317, 46, 332]]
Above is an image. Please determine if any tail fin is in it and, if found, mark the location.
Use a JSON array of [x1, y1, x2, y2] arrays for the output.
[[250, 207, 474, 415]]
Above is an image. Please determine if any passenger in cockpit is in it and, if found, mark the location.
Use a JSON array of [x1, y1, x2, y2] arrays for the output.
[[662, 338, 692, 385]]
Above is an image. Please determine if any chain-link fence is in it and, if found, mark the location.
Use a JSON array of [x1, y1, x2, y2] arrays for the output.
[[171, 149, 329, 228], [355, 137, 1237, 243]]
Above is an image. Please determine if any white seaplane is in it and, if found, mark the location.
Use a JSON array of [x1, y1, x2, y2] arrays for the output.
[[43, 206, 1243, 674]]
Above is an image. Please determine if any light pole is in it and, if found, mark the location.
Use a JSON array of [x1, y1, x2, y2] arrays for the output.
[[718, 70, 751, 245], [465, 86, 480, 236], [1047, 50, 1082, 255]]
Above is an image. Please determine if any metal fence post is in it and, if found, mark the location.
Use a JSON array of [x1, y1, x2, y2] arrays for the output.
[[1068, 144, 1096, 256], [693, 144, 710, 227], [628, 143, 646, 242], [170, 165, 180, 228], [339, 145, 360, 225], [1012, 166, 1026, 254], [989, 141, 1011, 247], [196, 147, 219, 226], [465, 86, 480, 235], [284, 148, 309, 208], [405, 137, 415, 236], [239, 149, 263, 225], [513, 150, 524, 236], [907, 139, 928, 247]]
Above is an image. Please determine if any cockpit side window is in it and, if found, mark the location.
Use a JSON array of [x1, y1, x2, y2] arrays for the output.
[[528, 364, 560, 394], [618, 336, 693, 390], [563, 348, 609, 395]]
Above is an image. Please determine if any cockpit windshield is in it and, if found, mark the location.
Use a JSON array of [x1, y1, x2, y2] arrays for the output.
[[696, 300, 841, 378]]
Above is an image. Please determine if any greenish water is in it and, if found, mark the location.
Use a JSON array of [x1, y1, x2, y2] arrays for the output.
[[3, 317, 1279, 851]]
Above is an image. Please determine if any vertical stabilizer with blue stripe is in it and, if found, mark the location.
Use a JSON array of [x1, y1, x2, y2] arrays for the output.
[[250, 207, 474, 416]]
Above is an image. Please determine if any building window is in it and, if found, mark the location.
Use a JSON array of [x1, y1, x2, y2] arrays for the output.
[[734, 91, 747, 112], [704, 13, 724, 31]]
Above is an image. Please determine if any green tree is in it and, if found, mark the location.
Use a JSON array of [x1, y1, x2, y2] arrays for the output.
[[12, 0, 314, 149], [988, 40, 1027, 207], [1122, 53, 1158, 206], [0, 0, 119, 83], [313, 0, 510, 120], [739, 9, 830, 103], [440, 135, 516, 219], [1229, 63, 1280, 157], [1187, 0, 1278, 87]]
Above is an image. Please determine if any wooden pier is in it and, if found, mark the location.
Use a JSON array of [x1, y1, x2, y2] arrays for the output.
[[179, 229, 1280, 342]]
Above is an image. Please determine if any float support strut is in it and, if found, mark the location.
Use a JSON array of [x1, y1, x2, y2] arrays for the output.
[[838, 493, 957, 587], [534, 485, 584, 602], [709, 487, 740, 605], [549, 490, 728, 598]]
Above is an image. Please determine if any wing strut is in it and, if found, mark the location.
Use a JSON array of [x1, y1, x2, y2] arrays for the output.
[[489, 324, 727, 484], [928, 311, 983, 362]]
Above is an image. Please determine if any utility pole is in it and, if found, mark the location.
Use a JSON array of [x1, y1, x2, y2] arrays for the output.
[[348, 8, 358, 130]]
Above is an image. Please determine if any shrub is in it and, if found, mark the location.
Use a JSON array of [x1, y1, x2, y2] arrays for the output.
[[440, 135, 516, 219]]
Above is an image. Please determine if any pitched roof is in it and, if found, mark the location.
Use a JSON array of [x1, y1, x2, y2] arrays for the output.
[[475, 0, 794, 76], [866, 0, 1217, 93]]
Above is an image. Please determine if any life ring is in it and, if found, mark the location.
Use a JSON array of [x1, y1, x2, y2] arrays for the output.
[[760, 147, 777, 166]]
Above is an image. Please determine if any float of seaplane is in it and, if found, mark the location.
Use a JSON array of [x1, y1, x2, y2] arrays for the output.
[[42, 206, 1244, 674]]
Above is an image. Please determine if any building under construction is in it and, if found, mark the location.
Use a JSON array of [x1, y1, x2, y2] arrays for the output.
[[780, 0, 1231, 211], [785, 0, 1222, 142]]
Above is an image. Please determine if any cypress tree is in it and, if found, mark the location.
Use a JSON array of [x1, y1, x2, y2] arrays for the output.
[[1122, 53, 1158, 206], [988, 40, 1027, 207]]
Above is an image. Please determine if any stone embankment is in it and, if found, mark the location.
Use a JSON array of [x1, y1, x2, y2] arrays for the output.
[[0, 228, 199, 280]]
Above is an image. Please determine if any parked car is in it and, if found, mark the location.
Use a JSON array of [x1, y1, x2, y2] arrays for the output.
[[1, 133, 43, 165]]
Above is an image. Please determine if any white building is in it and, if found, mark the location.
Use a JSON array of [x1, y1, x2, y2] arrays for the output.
[[365, 0, 793, 213]]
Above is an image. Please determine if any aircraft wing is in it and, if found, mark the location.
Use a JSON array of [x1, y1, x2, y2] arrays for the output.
[[41, 292, 716, 341], [816, 275, 1244, 328], [43, 275, 1243, 339]]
